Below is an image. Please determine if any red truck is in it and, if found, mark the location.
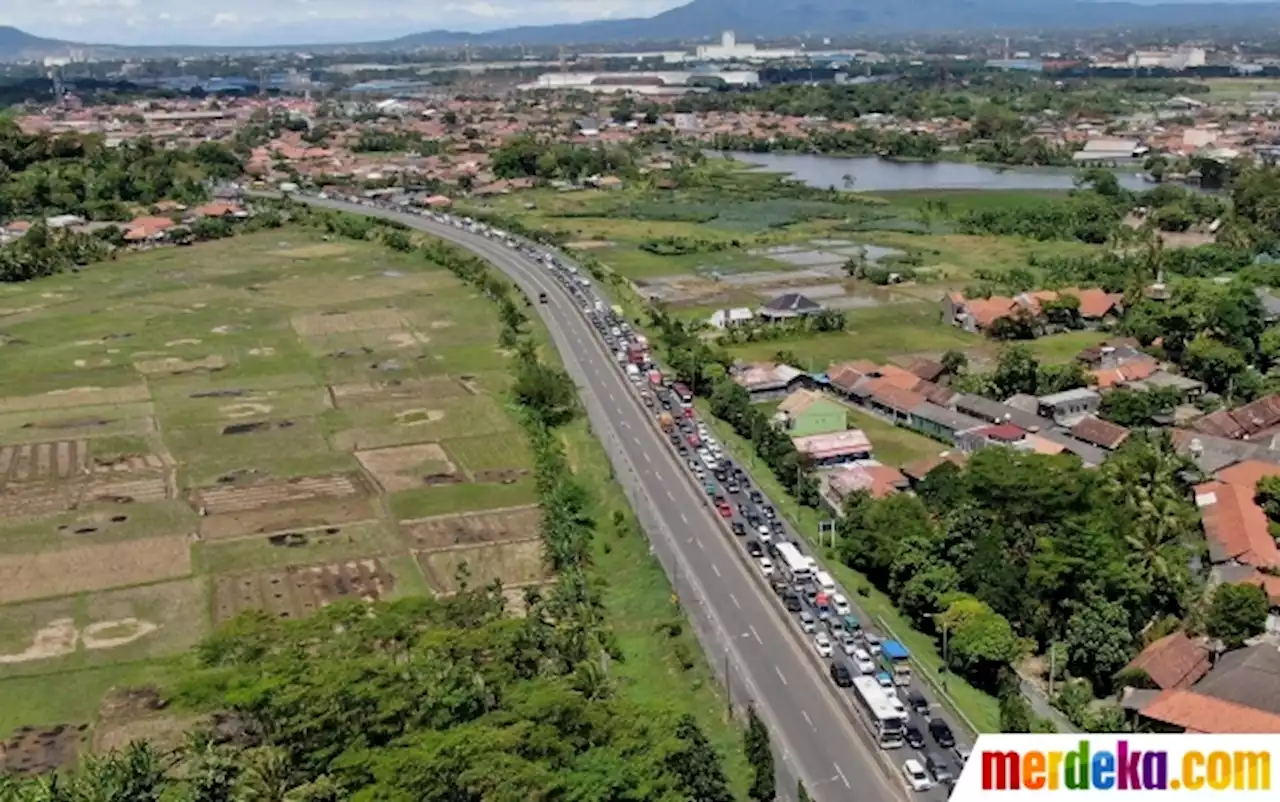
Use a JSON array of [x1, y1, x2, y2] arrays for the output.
[[672, 382, 693, 403]]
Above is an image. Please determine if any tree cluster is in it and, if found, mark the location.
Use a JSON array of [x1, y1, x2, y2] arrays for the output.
[[491, 136, 639, 182], [836, 434, 1199, 693]]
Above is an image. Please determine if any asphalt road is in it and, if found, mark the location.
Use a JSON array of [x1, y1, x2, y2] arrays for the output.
[[297, 195, 905, 802]]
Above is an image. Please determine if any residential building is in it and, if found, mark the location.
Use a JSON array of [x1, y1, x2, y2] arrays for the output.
[[1192, 394, 1280, 440], [1037, 388, 1102, 426], [1072, 137, 1148, 165], [758, 292, 822, 322], [1128, 644, 1280, 734], [775, 389, 847, 437], [942, 287, 1123, 335], [732, 362, 805, 401], [824, 463, 909, 506], [900, 452, 966, 486], [1119, 632, 1211, 691], [1069, 416, 1131, 451], [1194, 461, 1280, 595], [908, 402, 985, 444], [794, 429, 873, 468], [708, 307, 754, 329], [956, 423, 1029, 454]]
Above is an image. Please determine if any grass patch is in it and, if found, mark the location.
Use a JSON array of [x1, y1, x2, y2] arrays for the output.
[[842, 404, 948, 467], [726, 302, 980, 370], [1025, 330, 1107, 364], [388, 479, 539, 520], [696, 400, 1000, 734], [0, 659, 178, 734], [194, 521, 404, 575]]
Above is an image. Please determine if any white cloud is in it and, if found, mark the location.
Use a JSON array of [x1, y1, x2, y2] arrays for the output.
[[10, 0, 688, 44]]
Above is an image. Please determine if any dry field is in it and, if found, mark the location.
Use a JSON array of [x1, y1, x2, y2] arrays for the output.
[[0, 227, 546, 761]]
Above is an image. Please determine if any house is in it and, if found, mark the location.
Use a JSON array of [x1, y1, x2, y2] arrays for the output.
[[794, 429, 873, 468], [1072, 137, 1147, 165], [1192, 394, 1280, 440], [775, 389, 847, 437], [758, 293, 822, 322], [733, 362, 805, 401], [1194, 462, 1280, 574], [1120, 632, 1211, 691], [953, 394, 1052, 432], [189, 202, 244, 218], [902, 357, 946, 383], [956, 423, 1028, 454], [123, 215, 176, 242], [901, 452, 966, 485], [1037, 388, 1101, 426], [825, 463, 909, 506], [1077, 338, 1149, 369], [1123, 370, 1205, 399], [1069, 416, 1131, 451], [1091, 359, 1159, 390], [908, 402, 985, 444], [421, 194, 453, 208], [860, 380, 925, 425], [708, 307, 754, 329], [942, 288, 1123, 335], [1130, 643, 1280, 733], [575, 118, 601, 136]]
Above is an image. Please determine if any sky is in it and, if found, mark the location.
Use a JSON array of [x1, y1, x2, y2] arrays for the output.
[[6, 0, 1273, 46], [13, 0, 687, 46]]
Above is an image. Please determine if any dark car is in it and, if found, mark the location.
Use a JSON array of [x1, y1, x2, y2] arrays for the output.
[[907, 690, 930, 717], [731, 521, 746, 537], [925, 752, 956, 785], [725, 480, 740, 494], [783, 592, 803, 612], [929, 718, 956, 749], [762, 505, 776, 520], [770, 578, 788, 596], [904, 724, 926, 749], [746, 540, 764, 557], [538, 291, 548, 303], [829, 662, 854, 688], [749, 490, 764, 504]]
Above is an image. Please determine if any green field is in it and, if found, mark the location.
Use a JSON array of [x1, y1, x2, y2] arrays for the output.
[[0, 228, 547, 745]]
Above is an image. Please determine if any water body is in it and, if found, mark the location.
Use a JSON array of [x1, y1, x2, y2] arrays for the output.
[[723, 151, 1155, 193]]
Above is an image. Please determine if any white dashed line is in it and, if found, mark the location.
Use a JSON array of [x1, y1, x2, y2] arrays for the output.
[[666, 490, 675, 501], [643, 449, 651, 462], [802, 710, 815, 731], [680, 512, 689, 524], [749, 625, 762, 644], [834, 764, 850, 789], [730, 593, 741, 609], [774, 665, 788, 685], [711, 563, 721, 578]]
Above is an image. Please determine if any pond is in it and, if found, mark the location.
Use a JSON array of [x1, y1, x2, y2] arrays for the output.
[[722, 152, 1156, 193]]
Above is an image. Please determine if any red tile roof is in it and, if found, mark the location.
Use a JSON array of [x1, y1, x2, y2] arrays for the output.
[[975, 423, 1026, 442], [1142, 689, 1280, 733], [1195, 480, 1280, 569], [865, 378, 925, 413], [1193, 394, 1280, 440], [901, 452, 966, 482], [1123, 632, 1211, 690], [1091, 358, 1159, 389], [1070, 416, 1131, 450]]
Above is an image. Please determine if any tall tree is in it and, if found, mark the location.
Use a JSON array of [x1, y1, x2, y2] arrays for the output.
[[745, 707, 776, 802]]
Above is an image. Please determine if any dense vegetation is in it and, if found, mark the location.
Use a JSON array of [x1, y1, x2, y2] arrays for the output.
[[0, 120, 243, 221], [2, 207, 749, 800], [836, 435, 1199, 720]]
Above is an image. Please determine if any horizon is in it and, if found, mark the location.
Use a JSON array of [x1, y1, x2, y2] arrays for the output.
[[9, 0, 1280, 48]]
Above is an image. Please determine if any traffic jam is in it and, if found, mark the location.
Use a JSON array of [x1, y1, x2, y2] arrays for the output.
[[313, 192, 973, 795]]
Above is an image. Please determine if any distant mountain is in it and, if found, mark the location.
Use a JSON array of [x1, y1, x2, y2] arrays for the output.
[[391, 0, 1280, 46], [0, 26, 78, 60]]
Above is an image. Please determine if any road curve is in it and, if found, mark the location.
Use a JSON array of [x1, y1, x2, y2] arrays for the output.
[[298, 195, 901, 802]]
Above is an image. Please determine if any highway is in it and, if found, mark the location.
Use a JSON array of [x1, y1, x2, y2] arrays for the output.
[[299, 195, 906, 802]]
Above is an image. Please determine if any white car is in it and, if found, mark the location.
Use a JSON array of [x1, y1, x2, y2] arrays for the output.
[[864, 632, 883, 655], [702, 456, 719, 471], [813, 632, 833, 658], [799, 611, 817, 633], [758, 557, 775, 577], [833, 593, 851, 616], [903, 759, 932, 792], [852, 648, 875, 674], [841, 633, 858, 655]]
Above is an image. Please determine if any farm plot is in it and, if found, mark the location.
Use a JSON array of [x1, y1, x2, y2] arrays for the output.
[[0, 578, 207, 678], [0, 385, 151, 415], [331, 393, 515, 452], [197, 521, 402, 575], [163, 415, 352, 487], [357, 443, 459, 492], [0, 438, 171, 520], [401, 506, 541, 551], [444, 434, 534, 482], [416, 539, 547, 596], [2, 723, 87, 776], [327, 375, 476, 408], [191, 472, 376, 539], [0, 403, 158, 445], [212, 558, 396, 626], [0, 536, 191, 604]]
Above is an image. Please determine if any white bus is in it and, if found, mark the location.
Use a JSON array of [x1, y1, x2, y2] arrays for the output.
[[776, 542, 813, 579], [851, 677, 906, 749]]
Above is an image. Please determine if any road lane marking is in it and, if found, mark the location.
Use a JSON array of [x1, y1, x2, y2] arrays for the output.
[[711, 563, 721, 577], [680, 512, 689, 524], [730, 593, 741, 609], [774, 665, 788, 685], [749, 625, 762, 644], [642, 449, 651, 462], [666, 490, 675, 501], [834, 763, 851, 789], [802, 710, 815, 731]]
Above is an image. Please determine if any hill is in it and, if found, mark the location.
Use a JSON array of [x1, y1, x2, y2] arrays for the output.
[[391, 0, 1280, 46], [0, 25, 78, 60]]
